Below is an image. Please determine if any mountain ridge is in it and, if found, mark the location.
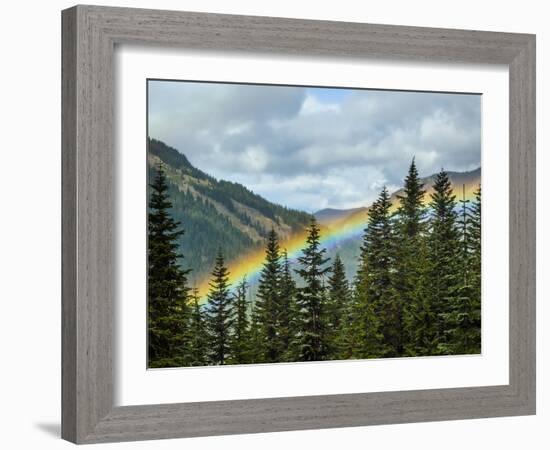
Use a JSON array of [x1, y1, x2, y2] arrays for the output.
[[148, 138, 313, 282], [149, 137, 481, 285], [314, 167, 481, 227]]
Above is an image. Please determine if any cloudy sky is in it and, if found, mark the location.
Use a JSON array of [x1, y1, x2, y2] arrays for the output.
[[148, 80, 481, 213]]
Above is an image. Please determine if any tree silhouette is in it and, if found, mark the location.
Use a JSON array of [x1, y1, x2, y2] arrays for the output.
[[327, 254, 350, 358], [255, 228, 283, 362], [186, 288, 209, 366], [279, 249, 297, 359], [425, 170, 461, 353], [394, 159, 427, 356], [292, 218, 331, 361], [229, 277, 252, 364], [206, 248, 232, 365], [147, 164, 191, 368]]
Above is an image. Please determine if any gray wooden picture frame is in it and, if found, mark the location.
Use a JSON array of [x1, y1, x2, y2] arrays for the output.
[[61, 5, 536, 444]]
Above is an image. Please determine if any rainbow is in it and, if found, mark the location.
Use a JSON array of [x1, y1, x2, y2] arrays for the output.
[[195, 182, 480, 302]]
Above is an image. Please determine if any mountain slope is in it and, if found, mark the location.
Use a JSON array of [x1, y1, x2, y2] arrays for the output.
[[148, 138, 312, 283], [149, 137, 481, 291], [315, 207, 366, 225]]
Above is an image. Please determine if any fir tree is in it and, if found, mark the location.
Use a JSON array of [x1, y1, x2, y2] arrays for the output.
[[350, 238, 387, 359], [426, 170, 461, 354], [444, 185, 481, 354], [397, 159, 426, 237], [468, 185, 482, 312], [248, 301, 264, 363], [326, 254, 350, 358], [255, 228, 283, 362], [338, 287, 357, 360], [279, 249, 297, 359], [361, 186, 399, 356], [348, 291, 387, 359], [293, 217, 331, 361], [394, 159, 427, 356], [206, 248, 233, 365], [229, 277, 252, 364], [147, 164, 191, 368], [466, 185, 482, 352], [403, 237, 436, 356], [186, 288, 209, 366]]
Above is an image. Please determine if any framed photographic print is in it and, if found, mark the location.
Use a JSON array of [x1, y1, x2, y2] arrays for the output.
[[62, 5, 536, 444]]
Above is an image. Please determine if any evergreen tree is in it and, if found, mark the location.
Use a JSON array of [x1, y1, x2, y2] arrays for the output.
[[350, 232, 387, 359], [468, 185, 482, 314], [348, 290, 387, 359], [147, 164, 191, 368], [397, 159, 426, 237], [206, 248, 233, 365], [426, 170, 461, 354], [338, 286, 357, 360], [394, 159, 427, 356], [185, 288, 209, 366], [361, 186, 399, 356], [326, 254, 350, 358], [248, 300, 264, 363], [279, 249, 297, 359], [292, 217, 331, 361], [403, 237, 436, 356], [466, 185, 482, 352], [229, 277, 252, 364], [443, 185, 481, 354], [255, 228, 283, 362]]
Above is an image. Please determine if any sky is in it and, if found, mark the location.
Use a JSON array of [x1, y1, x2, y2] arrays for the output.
[[148, 80, 481, 213]]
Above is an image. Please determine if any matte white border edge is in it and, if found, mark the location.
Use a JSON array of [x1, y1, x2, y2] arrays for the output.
[[114, 46, 509, 406]]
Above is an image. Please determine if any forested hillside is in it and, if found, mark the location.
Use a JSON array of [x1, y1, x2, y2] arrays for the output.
[[147, 143, 482, 368], [147, 138, 312, 282]]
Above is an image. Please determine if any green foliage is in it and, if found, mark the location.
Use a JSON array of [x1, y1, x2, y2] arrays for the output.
[[360, 186, 399, 357], [279, 249, 297, 360], [326, 254, 351, 358], [426, 170, 461, 353], [147, 165, 191, 368], [248, 301, 264, 363], [185, 288, 209, 366], [216, 180, 311, 230], [347, 188, 397, 359], [148, 137, 311, 285], [147, 142, 482, 367], [394, 159, 427, 356], [402, 237, 438, 356], [440, 185, 481, 354], [228, 278, 252, 364], [468, 186, 482, 308], [255, 228, 284, 362], [206, 249, 233, 365], [291, 218, 331, 361], [346, 288, 387, 359], [149, 165, 256, 279]]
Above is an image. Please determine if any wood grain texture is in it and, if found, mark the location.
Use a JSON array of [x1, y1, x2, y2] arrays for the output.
[[61, 6, 77, 443], [61, 5, 536, 444]]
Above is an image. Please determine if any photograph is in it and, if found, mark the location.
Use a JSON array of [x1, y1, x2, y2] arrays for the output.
[[146, 79, 482, 368]]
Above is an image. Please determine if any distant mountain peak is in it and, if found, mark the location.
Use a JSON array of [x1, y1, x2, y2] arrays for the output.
[[315, 167, 481, 227], [314, 207, 367, 224]]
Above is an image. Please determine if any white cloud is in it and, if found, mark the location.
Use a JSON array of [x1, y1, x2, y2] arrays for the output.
[[299, 95, 341, 116], [241, 145, 268, 172], [226, 122, 252, 136], [148, 81, 481, 212]]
